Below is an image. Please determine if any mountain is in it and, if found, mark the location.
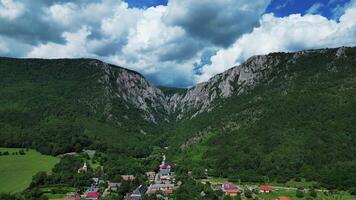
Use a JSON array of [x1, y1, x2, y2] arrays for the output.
[[165, 46, 356, 190], [0, 58, 169, 156], [1, 47, 356, 190]]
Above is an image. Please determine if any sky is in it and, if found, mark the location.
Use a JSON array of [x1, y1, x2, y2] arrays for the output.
[[0, 0, 355, 87]]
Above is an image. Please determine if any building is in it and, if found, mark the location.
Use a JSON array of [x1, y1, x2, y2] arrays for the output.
[[147, 183, 175, 196], [92, 178, 99, 185], [221, 183, 240, 197], [146, 172, 156, 182], [259, 185, 273, 193], [130, 185, 147, 200], [122, 175, 136, 181], [86, 192, 100, 200], [108, 182, 121, 191], [74, 194, 81, 200]]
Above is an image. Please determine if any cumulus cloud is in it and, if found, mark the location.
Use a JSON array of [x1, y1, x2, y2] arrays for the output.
[[164, 0, 271, 47], [27, 27, 93, 58], [196, 5, 356, 83], [0, 0, 25, 20], [0, 0, 355, 87]]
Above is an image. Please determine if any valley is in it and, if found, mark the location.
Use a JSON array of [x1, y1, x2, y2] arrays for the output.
[[1, 46, 356, 199]]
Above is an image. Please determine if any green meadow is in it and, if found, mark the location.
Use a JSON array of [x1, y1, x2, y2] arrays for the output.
[[0, 148, 59, 193]]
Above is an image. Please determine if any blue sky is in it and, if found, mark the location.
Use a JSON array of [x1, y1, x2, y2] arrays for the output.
[[266, 0, 351, 19], [124, 0, 168, 8], [0, 0, 355, 87], [124, 0, 351, 19]]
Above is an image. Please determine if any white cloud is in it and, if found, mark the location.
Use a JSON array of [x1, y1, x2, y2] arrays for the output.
[[1, 0, 355, 87], [0, 0, 25, 20], [27, 27, 93, 58], [107, 6, 200, 86], [196, 5, 356, 83]]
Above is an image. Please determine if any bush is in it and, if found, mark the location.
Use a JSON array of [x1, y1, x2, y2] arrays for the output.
[[294, 177, 301, 182], [244, 190, 253, 198], [349, 187, 356, 195], [296, 188, 305, 198], [309, 188, 317, 198], [19, 149, 25, 155]]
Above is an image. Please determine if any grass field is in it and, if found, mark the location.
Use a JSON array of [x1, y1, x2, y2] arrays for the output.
[[0, 148, 59, 193], [204, 176, 356, 200]]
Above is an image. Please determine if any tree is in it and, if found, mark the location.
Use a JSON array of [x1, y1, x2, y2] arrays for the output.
[[19, 149, 25, 155], [0, 193, 23, 200], [296, 188, 305, 198], [309, 188, 317, 198], [244, 190, 253, 198], [29, 172, 48, 188]]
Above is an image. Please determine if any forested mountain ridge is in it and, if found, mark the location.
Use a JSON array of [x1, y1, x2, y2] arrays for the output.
[[165, 46, 356, 191], [0, 58, 169, 156], [1, 47, 356, 191]]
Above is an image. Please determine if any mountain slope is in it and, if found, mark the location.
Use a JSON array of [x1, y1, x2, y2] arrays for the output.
[[0, 58, 168, 155], [165, 47, 356, 190], [1, 47, 356, 191]]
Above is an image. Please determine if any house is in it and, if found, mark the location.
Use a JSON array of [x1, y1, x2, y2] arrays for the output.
[[92, 178, 99, 185], [86, 192, 100, 200], [259, 185, 273, 193], [278, 197, 293, 200], [221, 183, 240, 197], [159, 169, 170, 175], [130, 185, 147, 200], [162, 189, 174, 196], [246, 185, 258, 191], [122, 175, 136, 181], [124, 193, 131, 200], [159, 168, 171, 181], [78, 162, 88, 173], [146, 183, 175, 196], [146, 172, 156, 182], [108, 182, 121, 191]]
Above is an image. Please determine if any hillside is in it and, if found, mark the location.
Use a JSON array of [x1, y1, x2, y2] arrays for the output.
[[0, 58, 168, 156], [165, 47, 356, 190], [1, 47, 356, 191]]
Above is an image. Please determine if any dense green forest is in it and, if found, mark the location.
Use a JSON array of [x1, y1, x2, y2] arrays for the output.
[[165, 47, 356, 192], [0, 58, 165, 156], [1, 47, 356, 194]]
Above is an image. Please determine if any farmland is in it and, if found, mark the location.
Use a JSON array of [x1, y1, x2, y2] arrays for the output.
[[0, 148, 59, 193]]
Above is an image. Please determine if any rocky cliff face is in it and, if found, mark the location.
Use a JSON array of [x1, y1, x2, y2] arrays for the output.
[[165, 47, 353, 120], [97, 61, 169, 123], [87, 46, 352, 122], [2, 47, 349, 125], [91, 55, 278, 122], [167, 55, 281, 119]]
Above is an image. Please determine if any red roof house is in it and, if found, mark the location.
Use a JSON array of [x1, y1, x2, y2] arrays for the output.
[[259, 185, 273, 193], [222, 183, 240, 197], [86, 192, 100, 200]]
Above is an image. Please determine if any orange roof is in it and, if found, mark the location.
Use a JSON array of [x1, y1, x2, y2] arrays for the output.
[[259, 185, 273, 191]]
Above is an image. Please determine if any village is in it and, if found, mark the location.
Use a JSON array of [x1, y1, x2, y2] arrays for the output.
[[52, 152, 306, 200], [61, 154, 178, 200]]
